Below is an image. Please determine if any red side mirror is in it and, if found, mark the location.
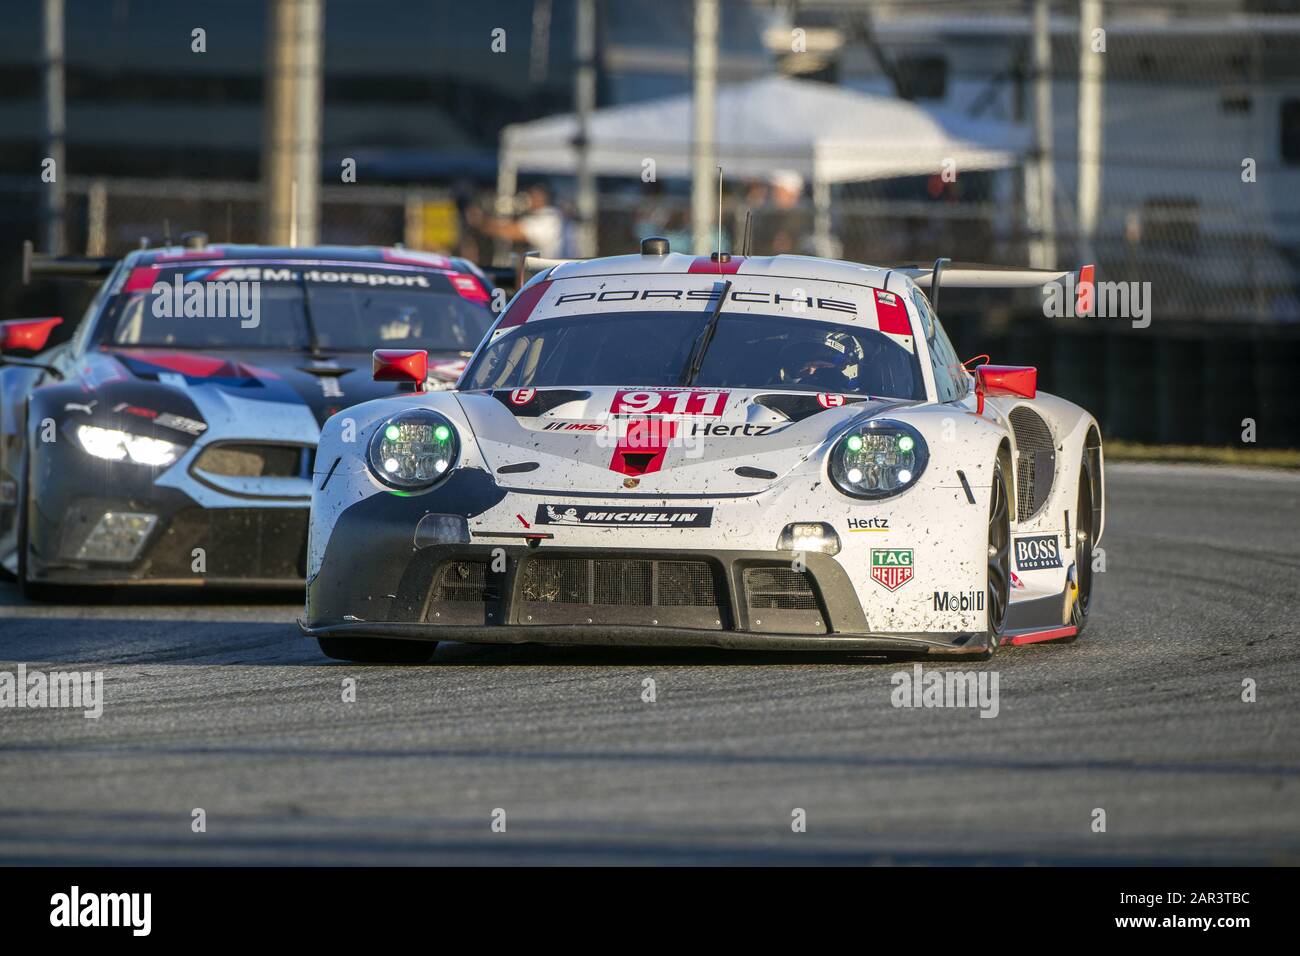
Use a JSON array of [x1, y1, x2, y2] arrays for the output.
[[0, 317, 62, 354], [1076, 264, 1095, 317], [975, 364, 1037, 415], [373, 349, 428, 391]]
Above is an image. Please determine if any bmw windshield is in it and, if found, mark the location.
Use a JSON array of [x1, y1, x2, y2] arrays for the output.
[[465, 311, 925, 400], [98, 264, 494, 352]]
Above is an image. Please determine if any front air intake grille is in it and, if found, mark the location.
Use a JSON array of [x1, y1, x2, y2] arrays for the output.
[[650, 561, 718, 607], [434, 560, 491, 603], [193, 442, 312, 478], [594, 559, 652, 605], [521, 558, 589, 604], [1008, 406, 1056, 521], [744, 567, 819, 610], [520, 557, 718, 607]]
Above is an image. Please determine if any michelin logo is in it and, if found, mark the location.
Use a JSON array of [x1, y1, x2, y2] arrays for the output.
[[535, 504, 713, 528]]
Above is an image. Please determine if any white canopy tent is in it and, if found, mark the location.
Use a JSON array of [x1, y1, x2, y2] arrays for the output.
[[497, 75, 1028, 257]]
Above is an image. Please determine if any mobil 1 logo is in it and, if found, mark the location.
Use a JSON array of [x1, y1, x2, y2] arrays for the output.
[[1014, 533, 1063, 571]]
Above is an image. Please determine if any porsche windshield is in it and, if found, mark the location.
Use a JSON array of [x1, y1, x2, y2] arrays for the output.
[[100, 267, 493, 352], [465, 311, 925, 399]]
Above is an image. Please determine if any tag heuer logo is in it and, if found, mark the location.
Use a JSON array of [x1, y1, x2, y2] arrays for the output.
[[871, 548, 914, 591]]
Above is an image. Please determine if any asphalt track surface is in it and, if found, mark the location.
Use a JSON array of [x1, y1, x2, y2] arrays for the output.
[[0, 462, 1296, 865]]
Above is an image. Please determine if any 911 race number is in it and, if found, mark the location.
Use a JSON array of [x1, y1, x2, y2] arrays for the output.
[[610, 389, 729, 416]]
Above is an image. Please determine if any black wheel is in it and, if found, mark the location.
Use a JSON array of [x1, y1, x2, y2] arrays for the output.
[[317, 637, 438, 664], [984, 458, 1012, 654], [1070, 454, 1096, 637]]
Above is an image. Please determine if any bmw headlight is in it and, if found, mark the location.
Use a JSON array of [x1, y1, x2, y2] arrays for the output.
[[77, 424, 182, 467], [367, 409, 459, 490], [829, 419, 928, 499]]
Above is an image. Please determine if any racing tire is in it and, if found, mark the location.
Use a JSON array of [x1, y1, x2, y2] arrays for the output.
[[1067, 453, 1096, 639], [317, 637, 439, 664], [982, 458, 1012, 656]]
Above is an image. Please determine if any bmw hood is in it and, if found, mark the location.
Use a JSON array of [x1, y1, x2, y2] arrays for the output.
[[87, 347, 469, 430], [454, 385, 905, 496]]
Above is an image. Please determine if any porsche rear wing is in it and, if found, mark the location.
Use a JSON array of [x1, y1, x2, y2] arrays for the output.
[[890, 258, 1094, 313], [506, 252, 1096, 313], [21, 240, 118, 285]]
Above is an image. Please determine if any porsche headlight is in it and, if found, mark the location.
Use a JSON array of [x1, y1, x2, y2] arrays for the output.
[[829, 419, 928, 499], [367, 409, 459, 490], [77, 424, 182, 467]]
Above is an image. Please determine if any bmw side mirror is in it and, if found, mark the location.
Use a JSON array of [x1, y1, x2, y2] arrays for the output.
[[0, 317, 62, 355]]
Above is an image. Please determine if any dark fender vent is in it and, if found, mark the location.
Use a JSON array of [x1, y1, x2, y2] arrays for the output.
[[1009, 406, 1055, 521]]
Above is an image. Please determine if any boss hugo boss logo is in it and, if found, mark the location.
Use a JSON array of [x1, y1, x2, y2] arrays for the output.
[[933, 590, 985, 612], [1015, 534, 1063, 570], [535, 504, 713, 528]]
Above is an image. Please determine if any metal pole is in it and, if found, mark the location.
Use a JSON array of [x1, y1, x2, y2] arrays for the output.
[[41, 0, 65, 256], [1028, 0, 1056, 269], [263, 0, 322, 246], [690, 0, 719, 255], [294, 0, 323, 247], [574, 0, 597, 257], [1077, 0, 1104, 265], [493, 148, 517, 265], [86, 178, 107, 256]]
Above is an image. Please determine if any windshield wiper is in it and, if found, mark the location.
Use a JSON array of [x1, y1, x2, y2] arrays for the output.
[[297, 272, 327, 358], [679, 279, 731, 386]]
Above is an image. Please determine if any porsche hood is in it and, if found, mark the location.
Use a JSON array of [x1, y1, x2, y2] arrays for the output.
[[454, 385, 909, 495]]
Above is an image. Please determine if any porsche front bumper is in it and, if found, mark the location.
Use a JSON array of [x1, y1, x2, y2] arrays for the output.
[[302, 528, 988, 656]]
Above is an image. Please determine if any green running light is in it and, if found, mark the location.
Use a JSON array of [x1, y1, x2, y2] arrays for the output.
[[898, 435, 915, 452], [846, 435, 863, 452], [434, 424, 451, 442], [384, 424, 401, 441]]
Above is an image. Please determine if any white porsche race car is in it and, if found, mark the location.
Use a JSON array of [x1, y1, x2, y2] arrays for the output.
[[301, 241, 1104, 663]]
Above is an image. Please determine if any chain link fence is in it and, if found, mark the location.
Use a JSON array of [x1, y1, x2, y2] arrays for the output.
[[0, 175, 447, 259]]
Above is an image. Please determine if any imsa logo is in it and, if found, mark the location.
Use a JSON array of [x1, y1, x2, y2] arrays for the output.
[[871, 548, 913, 591]]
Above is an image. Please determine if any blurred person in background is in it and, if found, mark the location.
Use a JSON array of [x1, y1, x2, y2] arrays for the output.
[[466, 182, 567, 259], [756, 169, 812, 256], [634, 181, 693, 254]]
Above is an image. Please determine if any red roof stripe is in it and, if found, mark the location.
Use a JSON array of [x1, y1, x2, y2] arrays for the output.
[[497, 279, 553, 328], [873, 289, 912, 335], [687, 256, 746, 275]]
